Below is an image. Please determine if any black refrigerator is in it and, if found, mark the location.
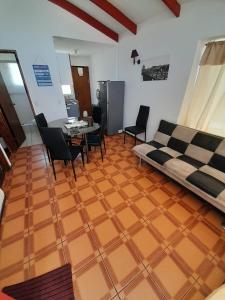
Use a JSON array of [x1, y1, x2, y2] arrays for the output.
[[96, 81, 125, 135]]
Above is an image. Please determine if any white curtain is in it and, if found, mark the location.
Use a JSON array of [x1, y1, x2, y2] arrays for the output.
[[178, 41, 225, 137]]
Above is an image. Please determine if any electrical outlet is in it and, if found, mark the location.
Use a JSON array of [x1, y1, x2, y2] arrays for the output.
[[118, 129, 123, 133]]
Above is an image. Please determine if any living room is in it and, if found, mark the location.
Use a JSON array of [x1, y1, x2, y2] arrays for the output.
[[0, 0, 225, 299]]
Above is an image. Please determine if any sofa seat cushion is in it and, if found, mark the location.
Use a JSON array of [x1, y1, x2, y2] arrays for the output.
[[133, 143, 156, 157], [146, 150, 172, 165], [187, 171, 225, 198], [147, 140, 164, 149], [146, 144, 182, 165], [160, 147, 182, 158], [164, 158, 198, 180], [177, 155, 204, 169], [199, 165, 225, 183]]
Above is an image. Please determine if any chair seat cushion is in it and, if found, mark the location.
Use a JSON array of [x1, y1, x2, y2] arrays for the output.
[[88, 129, 100, 136], [87, 135, 101, 145], [80, 135, 100, 146], [69, 145, 82, 160], [125, 126, 145, 135], [187, 171, 225, 198]]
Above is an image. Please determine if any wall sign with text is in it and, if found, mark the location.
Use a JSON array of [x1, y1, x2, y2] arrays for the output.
[[33, 64, 53, 87]]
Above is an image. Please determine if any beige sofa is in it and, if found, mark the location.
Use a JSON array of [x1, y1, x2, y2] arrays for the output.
[[133, 120, 225, 213]]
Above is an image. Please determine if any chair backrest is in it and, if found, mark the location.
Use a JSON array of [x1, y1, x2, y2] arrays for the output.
[[136, 105, 150, 129], [35, 113, 48, 129], [92, 105, 102, 124], [40, 127, 72, 160]]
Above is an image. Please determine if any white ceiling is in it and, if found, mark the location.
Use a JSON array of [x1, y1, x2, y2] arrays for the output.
[[54, 0, 197, 55], [68, 0, 196, 34]]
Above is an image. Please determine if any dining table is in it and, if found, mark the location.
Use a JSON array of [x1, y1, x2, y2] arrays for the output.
[[48, 118, 99, 163]]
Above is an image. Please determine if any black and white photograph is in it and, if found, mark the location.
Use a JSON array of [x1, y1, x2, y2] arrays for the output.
[[141, 64, 170, 81]]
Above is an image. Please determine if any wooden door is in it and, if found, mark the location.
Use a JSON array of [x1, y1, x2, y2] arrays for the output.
[[0, 108, 17, 152], [71, 66, 92, 116], [0, 72, 25, 147]]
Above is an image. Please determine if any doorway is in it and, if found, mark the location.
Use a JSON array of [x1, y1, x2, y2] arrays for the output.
[[71, 66, 92, 116], [0, 51, 40, 152]]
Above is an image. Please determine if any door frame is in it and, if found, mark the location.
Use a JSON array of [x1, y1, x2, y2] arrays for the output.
[[0, 49, 35, 115]]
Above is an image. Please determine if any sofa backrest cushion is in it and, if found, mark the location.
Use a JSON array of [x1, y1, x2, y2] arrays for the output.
[[154, 120, 225, 167], [191, 132, 223, 152], [167, 137, 189, 153], [158, 120, 176, 136]]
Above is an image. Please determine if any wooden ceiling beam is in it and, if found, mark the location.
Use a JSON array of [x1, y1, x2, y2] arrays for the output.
[[161, 0, 181, 17], [48, 0, 119, 42], [90, 0, 137, 34]]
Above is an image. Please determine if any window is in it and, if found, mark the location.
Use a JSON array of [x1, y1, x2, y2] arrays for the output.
[[178, 40, 225, 137]]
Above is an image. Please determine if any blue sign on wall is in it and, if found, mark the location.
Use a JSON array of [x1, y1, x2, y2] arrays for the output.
[[33, 64, 53, 87]]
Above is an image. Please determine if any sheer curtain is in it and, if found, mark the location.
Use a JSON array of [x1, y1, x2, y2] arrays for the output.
[[178, 41, 225, 137]]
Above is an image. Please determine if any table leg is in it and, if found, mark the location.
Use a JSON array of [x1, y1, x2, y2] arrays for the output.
[[84, 133, 89, 163]]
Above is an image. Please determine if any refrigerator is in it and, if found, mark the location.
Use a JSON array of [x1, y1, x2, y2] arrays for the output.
[[96, 81, 125, 135], [64, 95, 80, 118]]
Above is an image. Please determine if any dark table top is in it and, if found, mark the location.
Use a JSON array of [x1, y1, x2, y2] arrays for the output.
[[48, 118, 99, 137]]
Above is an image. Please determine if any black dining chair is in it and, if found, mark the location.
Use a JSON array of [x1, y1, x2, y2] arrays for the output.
[[40, 127, 84, 180], [124, 105, 150, 145], [92, 105, 102, 124], [89, 107, 106, 152], [81, 123, 106, 162], [34, 113, 51, 161], [35, 112, 72, 147], [34, 113, 48, 129]]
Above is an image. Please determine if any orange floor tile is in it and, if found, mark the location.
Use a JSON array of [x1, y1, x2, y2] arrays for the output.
[[0, 134, 225, 300]]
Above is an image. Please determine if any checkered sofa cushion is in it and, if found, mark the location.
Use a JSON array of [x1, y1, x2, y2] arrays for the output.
[[133, 120, 225, 213]]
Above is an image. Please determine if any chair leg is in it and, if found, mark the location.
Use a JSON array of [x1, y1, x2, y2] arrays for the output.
[[51, 160, 56, 180], [71, 160, 77, 181], [81, 150, 85, 167], [124, 132, 126, 144], [103, 136, 106, 153], [100, 143, 103, 162], [135, 135, 137, 145], [68, 138, 72, 146], [46, 147, 50, 163], [145, 130, 147, 142]]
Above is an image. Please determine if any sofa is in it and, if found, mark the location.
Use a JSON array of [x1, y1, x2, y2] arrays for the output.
[[133, 120, 225, 213]]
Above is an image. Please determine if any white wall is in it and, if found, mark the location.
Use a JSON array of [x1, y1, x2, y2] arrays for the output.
[[0, 0, 115, 122], [2, 0, 224, 133], [91, 47, 118, 103], [118, 0, 225, 140], [55, 53, 74, 91]]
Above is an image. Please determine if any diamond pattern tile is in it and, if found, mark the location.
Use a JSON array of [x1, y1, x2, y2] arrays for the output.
[[102, 239, 144, 292], [119, 270, 166, 300], [0, 134, 224, 299], [73, 257, 116, 300]]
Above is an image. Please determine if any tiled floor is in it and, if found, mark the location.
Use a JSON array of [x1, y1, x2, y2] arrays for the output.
[[0, 134, 225, 300]]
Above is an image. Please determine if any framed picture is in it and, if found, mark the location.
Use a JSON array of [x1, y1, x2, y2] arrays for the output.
[[141, 55, 170, 81]]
